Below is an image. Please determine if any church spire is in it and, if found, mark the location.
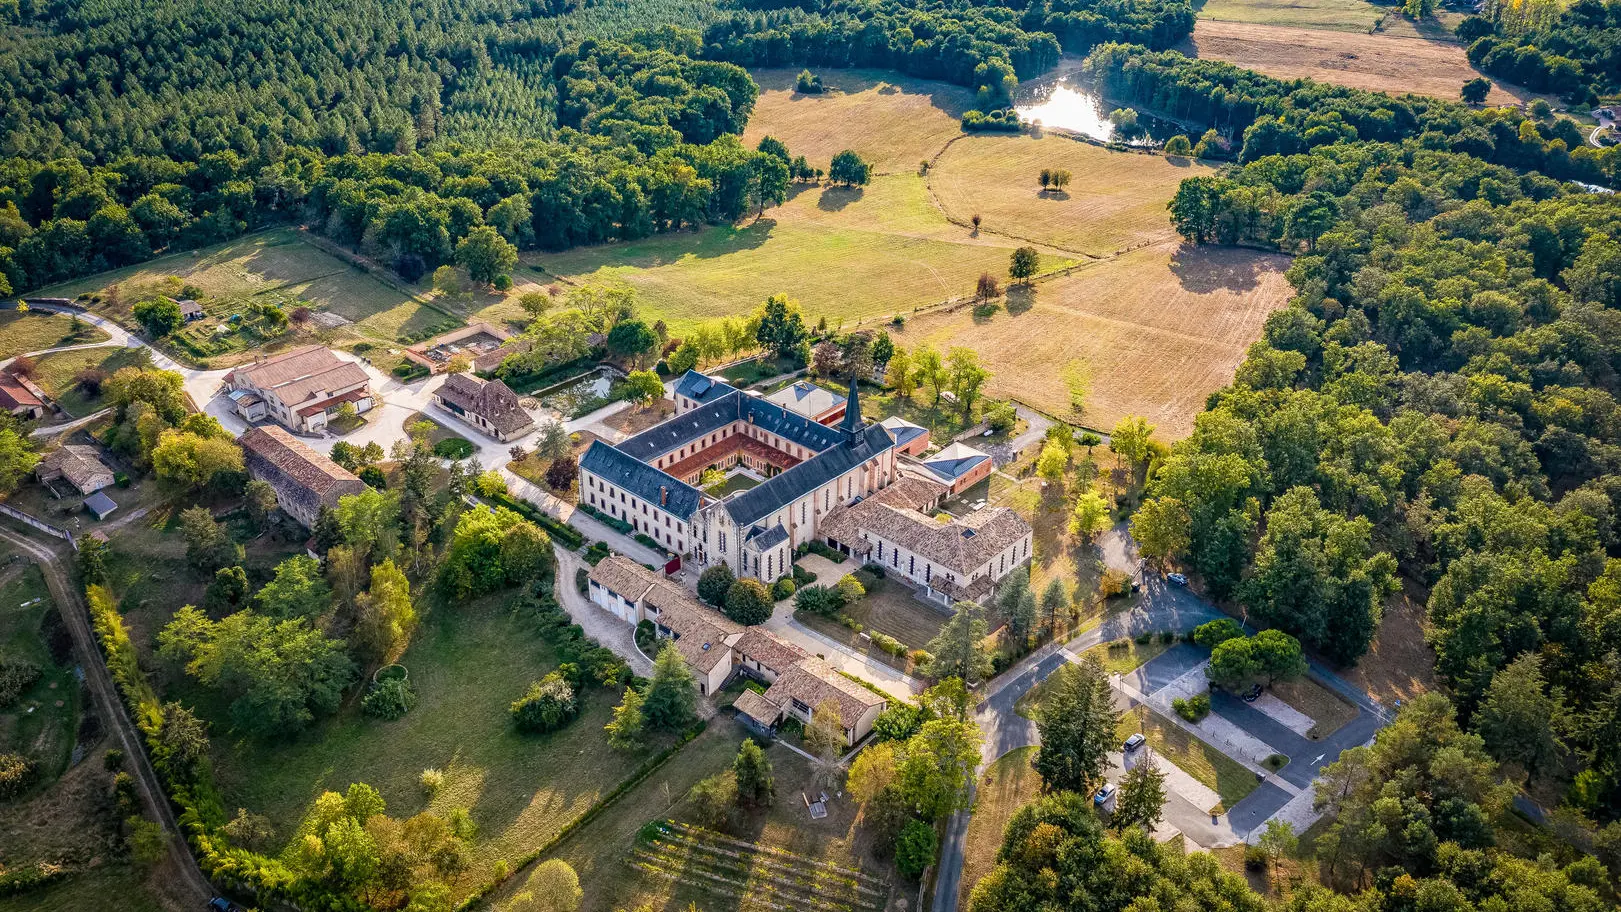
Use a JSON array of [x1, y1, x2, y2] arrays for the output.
[[840, 373, 862, 435]]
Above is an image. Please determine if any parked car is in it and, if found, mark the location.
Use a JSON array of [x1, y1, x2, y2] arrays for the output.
[[1123, 733, 1146, 753], [209, 899, 247, 912], [1166, 573, 1188, 587], [1241, 684, 1264, 703], [1094, 782, 1119, 807]]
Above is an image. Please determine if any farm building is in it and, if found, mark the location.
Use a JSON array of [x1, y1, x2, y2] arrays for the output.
[[37, 445, 116, 494], [432, 374, 535, 441], [586, 555, 886, 743], [0, 374, 45, 420], [239, 425, 366, 528], [225, 345, 374, 434], [403, 322, 521, 375]]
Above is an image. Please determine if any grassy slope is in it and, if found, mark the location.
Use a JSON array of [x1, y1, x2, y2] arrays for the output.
[[30, 346, 149, 417], [0, 311, 107, 359], [0, 566, 75, 784], [960, 747, 1042, 904]]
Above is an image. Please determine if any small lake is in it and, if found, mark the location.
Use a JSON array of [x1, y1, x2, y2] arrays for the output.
[[1015, 80, 1183, 146]]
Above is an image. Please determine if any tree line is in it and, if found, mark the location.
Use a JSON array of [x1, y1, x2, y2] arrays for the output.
[[1460, 0, 1621, 102]]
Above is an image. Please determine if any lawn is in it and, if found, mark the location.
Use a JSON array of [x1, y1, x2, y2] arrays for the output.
[[842, 581, 948, 650], [1270, 676, 1359, 740], [960, 747, 1042, 904], [194, 587, 662, 900], [532, 175, 1047, 335], [929, 136, 1213, 257], [0, 311, 107, 359], [1194, 0, 1384, 32], [1116, 705, 1258, 812], [34, 227, 453, 349], [1090, 635, 1175, 676], [892, 242, 1292, 440], [29, 346, 150, 417], [0, 864, 164, 912], [742, 68, 976, 175]]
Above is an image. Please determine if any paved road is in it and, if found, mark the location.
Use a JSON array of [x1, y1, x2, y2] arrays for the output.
[[929, 524, 1393, 912], [0, 525, 216, 906]]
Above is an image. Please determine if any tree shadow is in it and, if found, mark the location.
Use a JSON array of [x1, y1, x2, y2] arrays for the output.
[[1006, 284, 1036, 314], [1169, 243, 1270, 293], [817, 187, 864, 212], [1165, 155, 1193, 168], [1038, 190, 1072, 201]]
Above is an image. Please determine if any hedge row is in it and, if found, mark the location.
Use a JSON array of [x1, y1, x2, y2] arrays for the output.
[[484, 491, 586, 549]]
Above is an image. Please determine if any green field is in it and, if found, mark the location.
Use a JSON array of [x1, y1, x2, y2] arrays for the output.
[[30, 346, 150, 417], [1117, 705, 1258, 811], [0, 566, 76, 786], [1194, 0, 1385, 32], [35, 228, 455, 352], [0, 311, 107, 359]]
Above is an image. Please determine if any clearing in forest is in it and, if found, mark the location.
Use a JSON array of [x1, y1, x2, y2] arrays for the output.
[[893, 242, 1293, 439], [1186, 20, 1526, 104], [929, 134, 1213, 258], [742, 68, 977, 175]]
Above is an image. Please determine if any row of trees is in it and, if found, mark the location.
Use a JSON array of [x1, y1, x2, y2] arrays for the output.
[[1461, 0, 1621, 101]]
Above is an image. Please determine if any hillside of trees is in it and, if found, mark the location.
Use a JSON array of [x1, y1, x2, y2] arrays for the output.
[[1461, 0, 1621, 102]]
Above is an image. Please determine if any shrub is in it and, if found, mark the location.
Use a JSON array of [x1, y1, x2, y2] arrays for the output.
[[961, 109, 1022, 132], [794, 584, 840, 616], [575, 567, 590, 595], [896, 819, 938, 878], [1190, 618, 1244, 649], [837, 574, 867, 604], [805, 540, 846, 563], [361, 677, 417, 720], [1159, 630, 1176, 644], [791, 564, 817, 586], [910, 649, 933, 667], [1100, 568, 1132, 598], [724, 578, 774, 625], [433, 437, 475, 459], [0, 752, 34, 798], [104, 748, 124, 771], [771, 577, 796, 600], [1172, 692, 1211, 722], [583, 541, 610, 565], [0, 658, 42, 706], [633, 532, 661, 551], [635, 620, 657, 653], [420, 768, 445, 795], [358, 465, 387, 488], [1244, 842, 1270, 869], [511, 671, 579, 733], [871, 632, 906, 656], [860, 562, 887, 580]]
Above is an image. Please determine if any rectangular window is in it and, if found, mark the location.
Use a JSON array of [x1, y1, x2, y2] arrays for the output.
[[719, 532, 727, 554], [910, 555, 915, 575], [877, 541, 884, 561]]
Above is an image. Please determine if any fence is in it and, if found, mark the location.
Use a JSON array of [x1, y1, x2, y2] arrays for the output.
[[0, 502, 77, 550]]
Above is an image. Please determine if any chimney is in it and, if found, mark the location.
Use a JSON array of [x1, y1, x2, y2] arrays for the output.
[[660, 486, 669, 506]]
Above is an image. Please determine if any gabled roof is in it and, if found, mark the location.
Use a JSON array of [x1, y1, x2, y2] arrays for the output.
[[238, 426, 364, 498], [672, 370, 736, 406], [821, 497, 1030, 578], [615, 390, 847, 464], [0, 374, 42, 409], [733, 688, 783, 727], [38, 445, 115, 491], [587, 554, 659, 603], [721, 423, 894, 527], [83, 490, 117, 518], [880, 415, 929, 449], [735, 627, 806, 673], [579, 441, 702, 520], [743, 523, 789, 552], [764, 381, 845, 418], [762, 656, 885, 730], [437, 373, 534, 436], [227, 346, 370, 406], [920, 441, 991, 482]]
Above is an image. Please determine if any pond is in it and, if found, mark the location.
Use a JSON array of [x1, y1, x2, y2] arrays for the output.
[[1015, 80, 1184, 146]]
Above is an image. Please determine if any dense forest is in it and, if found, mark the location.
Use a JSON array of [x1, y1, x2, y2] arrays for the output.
[[1461, 0, 1621, 101]]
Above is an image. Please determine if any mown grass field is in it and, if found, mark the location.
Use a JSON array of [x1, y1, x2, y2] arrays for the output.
[[742, 68, 977, 175], [1117, 705, 1259, 811], [35, 227, 452, 347], [930, 135, 1213, 257], [1186, 20, 1526, 104], [30, 346, 149, 417], [893, 242, 1293, 439], [532, 175, 1053, 334], [1194, 0, 1385, 32], [0, 311, 107, 359], [960, 747, 1042, 904], [1271, 676, 1359, 739]]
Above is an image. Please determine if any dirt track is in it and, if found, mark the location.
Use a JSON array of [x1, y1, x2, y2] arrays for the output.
[[1186, 20, 1529, 105], [0, 525, 215, 909]]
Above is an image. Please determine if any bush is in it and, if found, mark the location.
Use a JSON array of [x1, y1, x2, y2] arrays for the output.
[[1172, 692, 1211, 722], [361, 677, 417, 720], [433, 437, 475, 459], [771, 577, 796, 600], [420, 768, 445, 795], [805, 540, 846, 563], [791, 563, 817, 586], [860, 562, 886, 580], [871, 632, 906, 656], [575, 567, 590, 595], [0, 658, 42, 706], [1244, 842, 1270, 870], [583, 541, 610, 565], [633, 532, 662, 552], [635, 620, 657, 653], [910, 649, 933, 667], [896, 818, 938, 878], [698, 565, 736, 606], [104, 748, 124, 771], [1134, 631, 1152, 645], [1100, 568, 1132, 598], [795, 584, 841, 616], [1159, 630, 1176, 644], [724, 578, 774, 625], [0, 752, 34, 798], [837, 573, 867, 605], [961, 109, 1022, 132], [511, 672, 580, 733]]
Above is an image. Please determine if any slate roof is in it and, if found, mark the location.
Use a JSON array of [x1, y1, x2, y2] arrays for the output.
[[672, 370, 737, 406], [83, 490, 117, 519], [920, 441, 991, 482], [765, 381, 845, 419], [880, 415, 929, 449], [616, 390, 846, 463], [579, 441, 702, 520], [721, 423, 894, 527], [437, 374, 535, 437], [744, 523, 789, 551], [762, 656, 886, 731]]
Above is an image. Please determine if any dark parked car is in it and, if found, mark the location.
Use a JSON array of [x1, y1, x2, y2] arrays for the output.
[[209, 898, 246, 912], [1241, 684, 1264, 703]]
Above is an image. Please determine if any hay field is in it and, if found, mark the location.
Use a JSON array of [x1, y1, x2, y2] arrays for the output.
[[742, 69, 976, 175], [533, 175, 1076, 334], [1195, 0, 1385, 32], [930, 135, 1213, 257], [1187, 20, 1527, 104], [892, 242, 1293, 439]]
